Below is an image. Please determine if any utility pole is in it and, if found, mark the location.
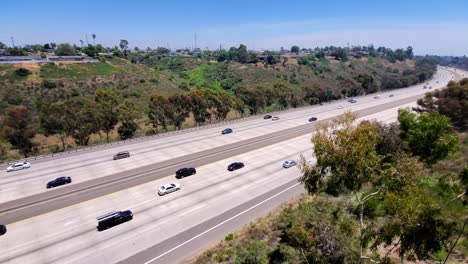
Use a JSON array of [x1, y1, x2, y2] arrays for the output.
[[10, 37, 15, 48], [85, 34, 89, 45], [194, 33, 197, 52]]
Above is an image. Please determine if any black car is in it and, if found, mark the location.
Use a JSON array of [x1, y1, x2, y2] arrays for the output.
[[46, 176, 72, 189], [113, 151, 130, 160], [308, 117, 318, 122], [222, 128, 233, 135], [0, 225, 6, 236], [228, 162, 245, 171], [176, 167, 196, 179], [263, 114, 272, 119], [97, 210, 133, 231]]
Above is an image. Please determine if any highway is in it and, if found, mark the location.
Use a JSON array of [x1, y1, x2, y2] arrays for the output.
[[0, 67, 455, 207], [0, 66, 466, 264], [0, 102, 416, 264]]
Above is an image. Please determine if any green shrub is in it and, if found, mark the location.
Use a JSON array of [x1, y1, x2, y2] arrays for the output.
[[15, 68, 31, 77]]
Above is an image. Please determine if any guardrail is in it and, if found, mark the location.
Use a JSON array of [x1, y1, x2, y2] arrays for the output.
[[0, 104, 314, 167]]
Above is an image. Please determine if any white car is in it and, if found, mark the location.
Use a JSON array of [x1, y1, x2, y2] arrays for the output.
[[272, 116, 280, 121], [158, 183, 181, 196], [337, 105, 344, 109], [282, 160, 297, 168], [6, 162, 31, 172], [374, 95, 380, 99]]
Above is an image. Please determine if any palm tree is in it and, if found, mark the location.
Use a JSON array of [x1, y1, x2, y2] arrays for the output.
[[92, 34, 96, 45]]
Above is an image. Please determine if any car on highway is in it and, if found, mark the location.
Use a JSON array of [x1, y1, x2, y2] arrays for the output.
[[337, 105, 344, 109], [308, 117, 318, 122], [222, 128, 233, 135], [96, 210, 133, 231], [175, 167, 196, 179], [348, 99, 357, 103], [227, 162, 245, 171], [389, 94, 394, 97], [158, 183, 181, 195], [113, 151, 130, 160], [46, 176, 72, 189], [272, 116, 280, 121], [6, 162, 31, 172], [0, 225, 6, 236], [263, 114, 272, 119], [282, 160, 297, 168], [374, 95, 380, 99]]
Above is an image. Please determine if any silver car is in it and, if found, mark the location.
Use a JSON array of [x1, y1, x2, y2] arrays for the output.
[[158, 183, 181, 196], [6, 162, 31, 172], [272, 116, 280, 121], [282, 160, 297, 168]]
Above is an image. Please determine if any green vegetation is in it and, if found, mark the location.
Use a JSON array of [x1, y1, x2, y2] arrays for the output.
[[40, 62, 117, 80], [0, 44, 437, 160], [193, 82, 467, 263]]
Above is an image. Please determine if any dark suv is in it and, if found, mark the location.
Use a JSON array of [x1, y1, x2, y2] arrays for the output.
[[97, 210, 133, 231], [228, 162, 245, 171], [263, 114, 272, 119], [47, 177, 72, 189], [0, 225, 6, 236], [308, 117, 318, 122], [222, 128, 233, 135], [176, 167, 196, 179], [113, 151, 130, 160]]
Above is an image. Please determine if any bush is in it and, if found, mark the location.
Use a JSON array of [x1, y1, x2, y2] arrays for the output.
[[42, 79, 57, 89], [15, 68, 31, 77], [48, 144, 61, 153]]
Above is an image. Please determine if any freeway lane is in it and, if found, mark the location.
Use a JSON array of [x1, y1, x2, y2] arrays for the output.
[[0, 103, 409, 264], [0, 92, 434, 225], [0, 68, 455, 204]]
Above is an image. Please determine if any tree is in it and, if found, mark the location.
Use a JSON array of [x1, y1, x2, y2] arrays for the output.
[[237, 44, 249, 63], [168, 93, 190, 130], [119, 39, 129, 51], [92, 34, 96, 45], [94, 89, 119, 142], [117, 100, 139, 140], [82, 45, 97, 57], [41, 102, 70, 151], [55, 43, 76, 56], [405, 46, 414, 60], [212, 90, 233, 121], [331, 47, 347, 61], [300, 112, 381, 195], [65, 99, 100, 146], [2, 106, 36, 156], [148, 93, 173, 132], [355, 73, 379, 94], [272, 82, 293, 109], [188, 89, 209, 126], [416, 79, 468, 131], [290, 45, 300, 53], [398, 109, 460, 163]]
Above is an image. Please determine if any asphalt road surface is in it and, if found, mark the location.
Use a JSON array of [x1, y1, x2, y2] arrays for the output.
[[0, 67, 466, 264]]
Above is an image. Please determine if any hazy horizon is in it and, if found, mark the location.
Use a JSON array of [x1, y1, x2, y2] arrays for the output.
[[2, 0, 468, 56]]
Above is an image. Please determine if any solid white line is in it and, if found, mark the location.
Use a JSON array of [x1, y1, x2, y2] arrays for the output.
[[143, 181, 302, 264]]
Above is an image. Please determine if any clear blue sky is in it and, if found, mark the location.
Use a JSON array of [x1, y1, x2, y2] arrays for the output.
[[2, 0, 468, 55]]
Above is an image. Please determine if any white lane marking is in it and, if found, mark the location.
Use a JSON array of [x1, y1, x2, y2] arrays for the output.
[[143, 181, 301, 264], [64, 220, 76, 227]]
